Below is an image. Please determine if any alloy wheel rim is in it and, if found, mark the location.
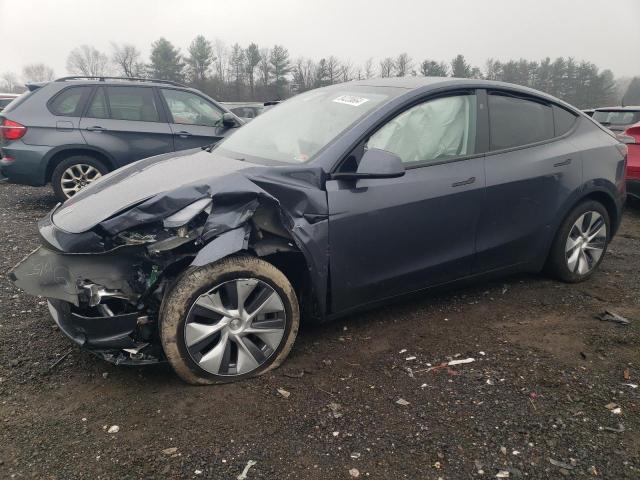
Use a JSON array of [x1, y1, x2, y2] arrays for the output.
[[565, 211, 607, 275], [61, 164, 102, 198], [184, 278, 287, 376]]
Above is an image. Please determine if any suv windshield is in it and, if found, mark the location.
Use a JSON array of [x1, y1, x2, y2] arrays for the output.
[[593, 110, 640, 127], [216, 86, 397, 163]]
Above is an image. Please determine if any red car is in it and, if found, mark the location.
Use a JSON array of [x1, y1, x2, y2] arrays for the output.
[[621, 123, 640, 199]]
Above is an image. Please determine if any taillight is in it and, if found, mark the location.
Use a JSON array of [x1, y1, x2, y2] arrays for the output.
[[0, 118, 27, 141]]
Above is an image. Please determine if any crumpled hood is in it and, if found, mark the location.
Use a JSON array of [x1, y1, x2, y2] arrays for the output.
[[52, 149, 252, 234]]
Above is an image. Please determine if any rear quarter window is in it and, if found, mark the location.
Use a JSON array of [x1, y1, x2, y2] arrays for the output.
[[553, 105, 578, 136], [48, 86, 92, 117], [488, 93, 554, 150]]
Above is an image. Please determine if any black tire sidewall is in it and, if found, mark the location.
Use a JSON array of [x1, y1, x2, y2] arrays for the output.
[[548, 200, 610, 283], [160, 256, 299, 385], [51, 156, 108, 202]]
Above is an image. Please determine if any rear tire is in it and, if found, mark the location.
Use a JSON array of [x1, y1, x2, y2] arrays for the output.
[[546, 200, 610, 283], [160, 255, 300, 385], [51, 155, 108, 202]]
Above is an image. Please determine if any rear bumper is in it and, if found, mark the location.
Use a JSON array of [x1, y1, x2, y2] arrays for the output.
[[0, 141, 52, 186], [47, 299, 162, 365]]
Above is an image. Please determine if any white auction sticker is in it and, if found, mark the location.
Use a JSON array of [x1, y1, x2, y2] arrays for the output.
[[332, 95, 370, 107]]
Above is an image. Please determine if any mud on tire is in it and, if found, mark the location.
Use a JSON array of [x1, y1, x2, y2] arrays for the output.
[[160, 255, 300, 385]]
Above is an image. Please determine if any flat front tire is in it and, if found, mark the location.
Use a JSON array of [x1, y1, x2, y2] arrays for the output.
[[546, 200, 610, 283], [160, 256, 300, 385]]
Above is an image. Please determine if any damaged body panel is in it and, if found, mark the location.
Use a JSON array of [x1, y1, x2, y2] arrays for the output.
[[9, 78, 625, 379]]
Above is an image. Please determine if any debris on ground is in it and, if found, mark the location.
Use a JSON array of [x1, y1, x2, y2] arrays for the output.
[[283, 371, 304, 379], [45, 348, 72, 373], [623, 383, 638, 389], [623, 368, 631, 380], [237, 460, 257, 480], [595, 310, 631, 325], [276, 388, 290, 398], [496, 470, 510, 478], [549, 458, 576, 470], [350, 452, 361, 459], [395, 398, 410, 406], [349, 468, 360, 478], [327, 402, 343, 418], [603, 423, 625, 433], [448, 357, 475, 366], [162, 447, 178, 455], [605, 403, 622, 414], [107, 425, 119, 434]]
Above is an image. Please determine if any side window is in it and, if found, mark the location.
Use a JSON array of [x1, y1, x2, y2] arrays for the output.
[[553, 105, 578, 136], [161, 89, 223, 127], [48, 86, 92, 117], [105, 87, 161, 122], [488, 93, 553, 150], [86, 88, 109, 119], [367, 94, 477, 165]]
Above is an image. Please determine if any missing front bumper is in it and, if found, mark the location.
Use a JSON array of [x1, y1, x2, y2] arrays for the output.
[[48, 299, 163, 365]]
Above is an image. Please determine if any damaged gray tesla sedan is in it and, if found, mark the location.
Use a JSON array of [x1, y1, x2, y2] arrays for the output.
[[10, 77, 626, 384]]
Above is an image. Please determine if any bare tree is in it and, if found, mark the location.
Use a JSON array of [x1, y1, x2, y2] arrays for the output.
[[395, 53, 413, 77], [339, 60, 354, 82], [213, 39, 228, 82], [111, 43, 144, 77], [258, 47, 271, 87], [292, 57, 316, 91], [364, 58, 375, 79], [22, 63, 55, 82], [379, 57, 395, 77], [326, 56, 340, 84], [67, 45, 110, 76], [1, 72, 20, 92]]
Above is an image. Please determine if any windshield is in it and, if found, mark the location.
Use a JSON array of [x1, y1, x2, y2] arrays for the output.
[[216, 86, 395, 163], [593, 110, 640, 126]]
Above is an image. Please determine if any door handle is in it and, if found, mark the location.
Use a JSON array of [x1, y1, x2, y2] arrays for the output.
[[175, 131, 192, 138], [86, 126, 106, 132], [553, 158, 572, 167], [451, 177, 476, 187]]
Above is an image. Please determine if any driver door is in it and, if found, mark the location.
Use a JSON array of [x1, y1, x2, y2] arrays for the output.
[[326, 91, 486, 313], [160, 88, 229, 150]]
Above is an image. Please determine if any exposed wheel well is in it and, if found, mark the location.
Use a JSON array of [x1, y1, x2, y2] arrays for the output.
[[45, 149, 114, 183]]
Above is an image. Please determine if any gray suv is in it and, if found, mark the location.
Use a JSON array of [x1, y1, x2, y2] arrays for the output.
[[0, 77, 242, 201]]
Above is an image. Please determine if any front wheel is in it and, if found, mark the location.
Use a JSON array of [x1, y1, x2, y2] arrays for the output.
[[160, 256, 300, 385], [546, 200, 610, 283]]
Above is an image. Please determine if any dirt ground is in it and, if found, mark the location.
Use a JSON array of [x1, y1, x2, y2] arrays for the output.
[[0, 181, 638, 480]]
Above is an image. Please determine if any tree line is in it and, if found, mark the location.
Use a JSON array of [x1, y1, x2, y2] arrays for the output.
[[2, 36, 640, 108]]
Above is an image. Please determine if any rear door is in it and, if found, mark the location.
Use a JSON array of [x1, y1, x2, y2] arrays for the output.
[[159, 88, 230, 150], [473, 91, 581, 272], [79, 86, 174, 168]]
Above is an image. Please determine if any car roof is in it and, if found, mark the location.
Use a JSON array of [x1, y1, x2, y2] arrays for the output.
[[594, 106, 640, 112]]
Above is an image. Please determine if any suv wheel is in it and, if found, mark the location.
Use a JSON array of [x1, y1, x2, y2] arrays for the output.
[[160, 256, 300, 385], [546, 200, 610, 283], [52, 156, 108, 202]]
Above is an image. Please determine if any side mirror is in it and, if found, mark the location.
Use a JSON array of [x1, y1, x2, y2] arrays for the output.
[[222, 112, 240, 128], [333, 148, 405, 180]]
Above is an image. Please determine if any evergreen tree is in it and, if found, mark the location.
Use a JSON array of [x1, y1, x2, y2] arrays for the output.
[[269, 45, 291, 96], [450, 54, 472, 78], [186, 35, 214, 83], [623, 77, 640, 106], [244, 43, 261, 99], [148, 38, 184, 82], [420, 60, 449, 77], [229, 43, 245, 96]]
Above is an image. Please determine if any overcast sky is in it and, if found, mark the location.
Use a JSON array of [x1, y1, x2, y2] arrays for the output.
[[1, 0, 639, 79]]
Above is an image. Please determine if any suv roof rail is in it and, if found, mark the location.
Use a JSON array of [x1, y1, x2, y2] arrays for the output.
[[54, 76, 189, 88]]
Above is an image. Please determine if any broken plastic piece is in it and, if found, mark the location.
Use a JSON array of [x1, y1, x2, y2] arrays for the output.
[[595, 310, 631, 325]]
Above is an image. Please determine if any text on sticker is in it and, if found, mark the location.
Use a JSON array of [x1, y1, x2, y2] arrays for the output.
[[333, 95, 370, 107]]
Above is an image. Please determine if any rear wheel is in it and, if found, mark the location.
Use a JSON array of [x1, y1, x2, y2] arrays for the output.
[[51, 155, 108, 202], [160, 256, 300, 385], [546, 200, 610, 283]]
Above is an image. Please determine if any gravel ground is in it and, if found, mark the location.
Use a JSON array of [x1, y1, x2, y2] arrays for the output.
[[0, 181, 638, 479]]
